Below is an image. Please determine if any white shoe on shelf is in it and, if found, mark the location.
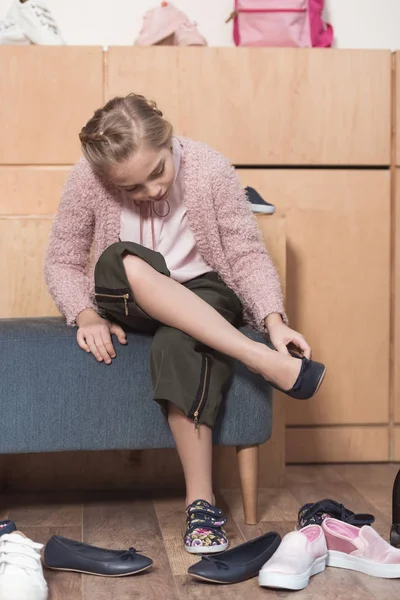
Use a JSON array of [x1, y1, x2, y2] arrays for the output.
[[0, 18, 30, 45], [7, 0, 65, 45], [0, 531, 48, 600]]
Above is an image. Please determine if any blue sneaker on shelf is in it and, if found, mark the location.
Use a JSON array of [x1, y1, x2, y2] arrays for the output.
[[0, 520, 17, 536], [245, 186, 275, 214]]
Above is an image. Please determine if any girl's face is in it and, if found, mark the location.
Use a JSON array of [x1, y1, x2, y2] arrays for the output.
[[108, 143, 175, 203]]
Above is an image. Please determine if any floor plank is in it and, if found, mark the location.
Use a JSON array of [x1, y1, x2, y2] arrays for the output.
[[83, 495, 178, 600], [222, 486, 300, 524], [7, 492, 82, 528], [176, 574, 274, 600]]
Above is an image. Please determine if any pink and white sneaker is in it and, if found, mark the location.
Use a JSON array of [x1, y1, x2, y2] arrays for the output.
[[135, 2, 187, 46], [259, 525, 327, 590], [323, 517, 400, 578]]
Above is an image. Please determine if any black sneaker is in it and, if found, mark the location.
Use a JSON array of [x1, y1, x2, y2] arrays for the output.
[[297, 499, 375, 529], [245, 186, 275, 214], [184, 500, 229, 554]]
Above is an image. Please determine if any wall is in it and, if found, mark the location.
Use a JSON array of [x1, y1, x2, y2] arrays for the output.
[[1, 0, 400, 49]]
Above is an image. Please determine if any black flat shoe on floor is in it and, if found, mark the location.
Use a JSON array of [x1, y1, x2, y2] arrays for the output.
[[187, 531, 281, 584], [44, 536, 153, 577], [270, 351, 326, 400]]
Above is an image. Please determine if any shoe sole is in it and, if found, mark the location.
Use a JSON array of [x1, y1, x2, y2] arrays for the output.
[[185, 542, 229, 555], [327, 550, 400, 578], [188, 571, 254, 584], [43, 563, 152, 577], [315, 366, 326, 395], [258, 555, 327, 590]]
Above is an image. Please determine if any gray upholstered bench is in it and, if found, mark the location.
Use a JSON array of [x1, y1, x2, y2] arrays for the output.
[[0, 317, 273, 523]]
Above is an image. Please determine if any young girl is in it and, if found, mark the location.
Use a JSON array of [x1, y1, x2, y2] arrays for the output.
[[45, 93, 325, 554]]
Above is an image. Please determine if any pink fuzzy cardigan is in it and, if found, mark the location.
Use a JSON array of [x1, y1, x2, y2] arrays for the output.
[[45, 138, 286, 330]]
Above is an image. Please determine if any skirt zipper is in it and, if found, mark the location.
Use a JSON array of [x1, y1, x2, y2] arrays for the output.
[[193, 356, 210, 431], [227, 8, 306, 22], [94, 292, 129, 316]]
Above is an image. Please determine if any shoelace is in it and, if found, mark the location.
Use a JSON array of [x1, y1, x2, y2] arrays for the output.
[[201, 555, 229, 570], [0, 19, 16, 31], [31, 2, 59, 33], [120, 547, 140, 561]]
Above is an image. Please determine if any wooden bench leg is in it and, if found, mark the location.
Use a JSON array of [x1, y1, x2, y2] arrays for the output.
[[236, 444, 259, 525]]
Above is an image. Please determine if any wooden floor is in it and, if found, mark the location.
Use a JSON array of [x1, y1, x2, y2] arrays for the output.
[[1, 463, 399, 600]]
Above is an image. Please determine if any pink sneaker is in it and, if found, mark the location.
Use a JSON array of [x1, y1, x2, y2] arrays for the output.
[[135, 2, 187, 46], [323, 517, 400, 578], [258, 525, 327, 590], [175, 22, 207, 46]]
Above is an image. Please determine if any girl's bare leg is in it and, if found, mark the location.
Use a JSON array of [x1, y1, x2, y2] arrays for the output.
[[168, 404, 213, 506], [123, 255, 300, 390]]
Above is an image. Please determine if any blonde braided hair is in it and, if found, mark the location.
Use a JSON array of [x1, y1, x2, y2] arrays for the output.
[[79, 93, 173, 173]]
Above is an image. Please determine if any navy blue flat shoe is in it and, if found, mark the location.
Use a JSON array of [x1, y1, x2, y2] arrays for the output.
[[270, 351, 326, 400], [188, 532, 281, 584], [44, 536, 153, 577]]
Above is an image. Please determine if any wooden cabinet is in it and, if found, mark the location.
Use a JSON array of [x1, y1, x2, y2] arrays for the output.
[[394, 169, 400, 425], [396, 53, 400, 165], [238, 169, 391, 460], [0, 167, 70, 215], [107, 48, 391, 166], [0, 218, 59, 318], [0, 47, 103, 165]]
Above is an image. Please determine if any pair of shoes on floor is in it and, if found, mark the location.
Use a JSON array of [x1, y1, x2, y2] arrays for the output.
[[0, 0, 65, 46], [135, 2, 207, 46], [259, 518, 400, 590], [0, 523, 48, 600]]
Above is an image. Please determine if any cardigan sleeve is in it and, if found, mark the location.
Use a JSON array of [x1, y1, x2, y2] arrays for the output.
[[211, 153, 288, 331], [44, 161, 97, 326]]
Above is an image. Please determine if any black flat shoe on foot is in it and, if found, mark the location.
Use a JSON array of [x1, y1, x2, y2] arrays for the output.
[[270, 351, 326, 400], [188, 531, 281, 584]]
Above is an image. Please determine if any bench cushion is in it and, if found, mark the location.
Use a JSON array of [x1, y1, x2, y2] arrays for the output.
[[0, 318, 273, 454]]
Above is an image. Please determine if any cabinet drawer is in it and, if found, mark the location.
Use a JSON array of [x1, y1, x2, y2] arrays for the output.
[[0, 47, 103, 164], [107, 47, 391, 165]]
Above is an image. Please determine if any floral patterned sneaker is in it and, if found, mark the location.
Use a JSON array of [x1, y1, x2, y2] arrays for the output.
[[184, 499, 229, 554]]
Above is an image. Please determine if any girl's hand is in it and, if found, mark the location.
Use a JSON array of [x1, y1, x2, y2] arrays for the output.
[[76, 308, 127, 364], [266, 313, 311, 359]]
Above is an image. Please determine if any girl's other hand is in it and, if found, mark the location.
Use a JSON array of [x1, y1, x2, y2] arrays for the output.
[[76, 308, 127, 364], [266, 313, 311, 359]]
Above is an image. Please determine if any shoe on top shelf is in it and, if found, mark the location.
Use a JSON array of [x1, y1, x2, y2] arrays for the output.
[[135, 2, 207, 46], [0, 18, 30, 45], [0, 531, 48, 600], [7, 0, 65, 45]]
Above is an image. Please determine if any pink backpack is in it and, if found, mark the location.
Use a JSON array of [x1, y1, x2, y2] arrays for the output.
[[228, 0, 333, 48]]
